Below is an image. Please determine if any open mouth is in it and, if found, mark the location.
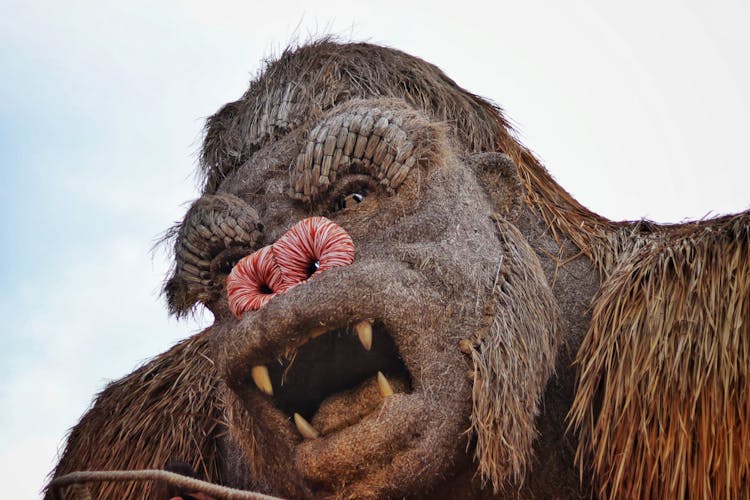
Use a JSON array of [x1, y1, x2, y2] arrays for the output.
[[250, 320, 413, 439], [218, 262, 472, 497]]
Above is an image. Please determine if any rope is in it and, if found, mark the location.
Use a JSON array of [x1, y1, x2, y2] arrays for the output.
[[49, 469, 284, 500]]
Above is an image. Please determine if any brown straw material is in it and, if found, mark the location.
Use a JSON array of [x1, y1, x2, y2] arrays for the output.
[[197, 39, 625, 276], [45, 331, 226, 498], [569, 211, 750, 498], [470, 217, 560, 491], [169, 39, 630, 321], [49, 469, 281, 500]]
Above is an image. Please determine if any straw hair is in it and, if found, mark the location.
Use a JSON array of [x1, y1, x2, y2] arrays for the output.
[[45, 332, 225, 499], [470, 216, 560, 491], [200, 39, 503, 194], [569, 212, 750, 498]]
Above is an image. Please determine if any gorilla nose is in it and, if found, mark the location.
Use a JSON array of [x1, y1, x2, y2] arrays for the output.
[[226, 217, 355, 317]]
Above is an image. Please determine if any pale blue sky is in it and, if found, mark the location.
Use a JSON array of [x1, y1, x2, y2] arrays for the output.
[[1, 1, 748, 497]]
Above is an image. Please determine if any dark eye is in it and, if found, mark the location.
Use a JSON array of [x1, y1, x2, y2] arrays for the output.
[[211, 247, 251, 275], [336, 192, 366, 211], [326, 175, 377, 213]]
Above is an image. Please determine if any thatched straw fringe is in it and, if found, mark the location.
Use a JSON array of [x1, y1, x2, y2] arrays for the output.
[[470, 217, 560, 492], [45, 331, 226, 499], [489, 129, 623, 265], [569, 211, 750, 499], [49, 469, 280, 500]]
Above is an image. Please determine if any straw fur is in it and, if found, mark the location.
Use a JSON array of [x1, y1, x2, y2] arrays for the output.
[[45, 332, 225, 499], [569, 212, 750, 498], [197, 39, 622, 271], [470, 216, 560, 491]]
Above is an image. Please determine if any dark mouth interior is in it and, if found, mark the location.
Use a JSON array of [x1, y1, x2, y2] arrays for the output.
[[267, 322, 411, 421]]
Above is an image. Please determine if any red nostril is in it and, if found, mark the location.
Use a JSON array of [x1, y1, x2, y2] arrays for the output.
[[226, 246, 290, 317], [226, 217, 355, 317], [273, 216, 355, 284]]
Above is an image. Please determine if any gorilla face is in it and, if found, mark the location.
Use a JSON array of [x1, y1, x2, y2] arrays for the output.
[[198, 100, 504, 498], [164, 49, 559, 498]]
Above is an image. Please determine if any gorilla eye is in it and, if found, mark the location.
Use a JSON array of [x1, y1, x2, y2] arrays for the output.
[[336, 192, 366, 211], [211, 247, 251, 275], [308, 260, 321, 276], [216, 255, 240, 274], [326, 175, 378, 214]]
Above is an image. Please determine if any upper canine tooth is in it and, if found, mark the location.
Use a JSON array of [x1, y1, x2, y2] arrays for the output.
[[310, 326, 328, 339], [377, 371, 394, 397], [294, 412, 320, 439], [251, 365, 273, 396], [355, 320, 373, 351]]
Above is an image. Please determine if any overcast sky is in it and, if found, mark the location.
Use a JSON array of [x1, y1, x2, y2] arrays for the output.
[[1, 1, 748, 497]]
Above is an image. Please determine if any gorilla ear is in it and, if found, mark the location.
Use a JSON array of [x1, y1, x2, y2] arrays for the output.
[[469, 152, 524, 222]]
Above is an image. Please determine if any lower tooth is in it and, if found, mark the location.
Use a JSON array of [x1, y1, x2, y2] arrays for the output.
[[377, 371, 394, 397], [294, 412, 320, 439]]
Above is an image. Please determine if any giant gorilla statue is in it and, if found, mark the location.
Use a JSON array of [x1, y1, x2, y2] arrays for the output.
[[46, 41, 749, 499]]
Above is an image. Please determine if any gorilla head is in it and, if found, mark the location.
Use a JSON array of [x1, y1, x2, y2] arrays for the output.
[[163, 43, 559, 498]]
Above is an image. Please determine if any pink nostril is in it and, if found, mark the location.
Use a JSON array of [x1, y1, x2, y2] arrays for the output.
[[226, 246, 290, 318], [273, 216, 355, 284], [226, 217, 355, 317]]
